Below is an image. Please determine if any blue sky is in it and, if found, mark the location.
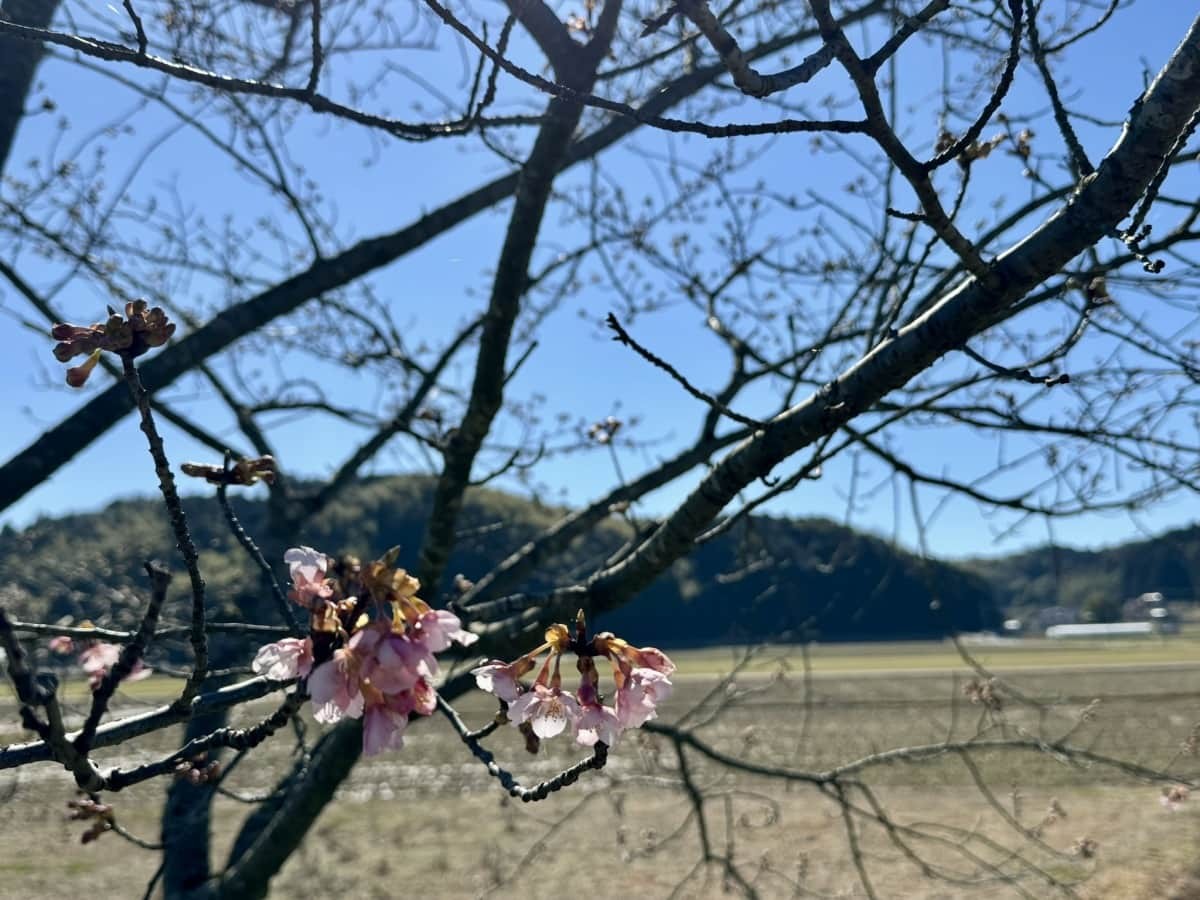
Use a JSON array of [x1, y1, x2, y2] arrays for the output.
[[1, 3, 1197, 560]]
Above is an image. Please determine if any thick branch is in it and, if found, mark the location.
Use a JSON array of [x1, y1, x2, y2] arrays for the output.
[[504, 0, 579, 76], [458, 427, 751, 607], [0, 676, 287, 770], [415, 24, 617, 593], [583, 15, 1200, 611], [0, 0, 61, 172]]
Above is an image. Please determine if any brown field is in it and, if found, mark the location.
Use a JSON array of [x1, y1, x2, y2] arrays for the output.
[[3, 640, 1200, 899]]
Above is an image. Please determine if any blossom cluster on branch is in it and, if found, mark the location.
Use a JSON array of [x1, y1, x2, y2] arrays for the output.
[[242, 544, 677, 757], [251, 545, 478, 756], [472, 612, 675, 748]]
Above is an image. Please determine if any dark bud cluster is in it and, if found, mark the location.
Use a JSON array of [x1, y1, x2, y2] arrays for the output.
[[51, 300, 176, 387], [181, 455, 277, 486], [66, 796, 114, 844]]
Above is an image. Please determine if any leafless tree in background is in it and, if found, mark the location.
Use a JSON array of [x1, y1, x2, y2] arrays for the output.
[[1, 0, 1199, 896]]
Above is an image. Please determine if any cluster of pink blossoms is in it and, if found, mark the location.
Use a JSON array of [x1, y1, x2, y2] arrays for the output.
[[471, 614, 674, 748], [252, 546, 477, 756], [48, 634, 152, 690]]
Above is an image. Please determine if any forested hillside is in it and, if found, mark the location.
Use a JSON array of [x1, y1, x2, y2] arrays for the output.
[[0, 477, 1001, 649], [969, 525, 1200, 619]]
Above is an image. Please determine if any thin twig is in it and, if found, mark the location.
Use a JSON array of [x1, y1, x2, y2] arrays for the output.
[[0, 676, 289, 771], [121, 0, 147, 56], [831, 781, 880, 900], [121, 355, 208, 709], [606, 313, 764, 429], [926, 0, 1022, 170], [436, 694, 607, 801], [960, 343, 1070, 387], [216, 474, 301, 635], [672, 0, 838, 98], [75, 561, 171, 753], [1025, 0, 1093, 179], [104, 692, 306, 791]]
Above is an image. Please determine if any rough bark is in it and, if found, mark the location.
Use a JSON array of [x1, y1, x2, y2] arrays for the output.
[[0, 0, 60, 173], [414, 0, 623, 596]]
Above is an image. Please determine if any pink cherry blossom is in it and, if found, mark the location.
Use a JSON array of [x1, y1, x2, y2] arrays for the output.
[[251, 545, 483, 757], [48, 635, 75, 654], [415, 608, 478, 651], [574, 702, 621, 747], [467, 616, 675, 749], [252, 638, 314, 681], [78, 641, 153, 690], [470, 660, 522, 703], [407, 675, 437, 716], [594, 634, 676, 678], [306, 626, 394, 723], [368, 633, 433, 694], [615, 667, 673, 729], [79, 641, 119, 676], [284, 545, 334, 607], [347, 622, 384, 657], [362, 702, 410, 757], [361, 677, 436, 756], [284, 545, 325, 582], [508, 683, 581, 739], [630, 646, 675, 676], [308, 649, 365, 723]]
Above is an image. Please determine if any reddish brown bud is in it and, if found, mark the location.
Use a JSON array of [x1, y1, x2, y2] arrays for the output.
[[49, 301, 176, 379], [518, 720, 541, 755], [180, 456, 276, 486], [65, 350, 102, 388]]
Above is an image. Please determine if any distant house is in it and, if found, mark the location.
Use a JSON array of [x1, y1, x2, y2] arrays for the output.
[[1122, 591, 1165, 620], [1119, 591, 1180, 633]]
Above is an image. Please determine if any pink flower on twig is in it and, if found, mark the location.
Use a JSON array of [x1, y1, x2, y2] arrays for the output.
[[615, 667, 673, 729], [48, 635, 75, 655], [508, 683, 581, 739], [574, 701, 621, 747], [470, 660, 522, 703], [472, 616, 675, 749], [629, 645, 675, 676], [78, 641, 152, 690], [368, 631, 435, 694], [284, 546, 334, 608], [79, 642, 119, 684], [249, 545, 483, 757], [363, 701, 410, 757], [252, 637, 313, 681], [308, 647, 365, 724], [362, 676, 437, 757], [415, 608, 478, 651]]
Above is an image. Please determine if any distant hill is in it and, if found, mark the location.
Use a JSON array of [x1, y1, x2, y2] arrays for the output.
[[0, 477, 1005, 651], [600, 513, 1000, 645], [967, 524, 1200, 621]]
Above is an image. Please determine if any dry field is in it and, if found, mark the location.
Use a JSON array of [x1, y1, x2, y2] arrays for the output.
[[3, 639, 1200, 899]]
